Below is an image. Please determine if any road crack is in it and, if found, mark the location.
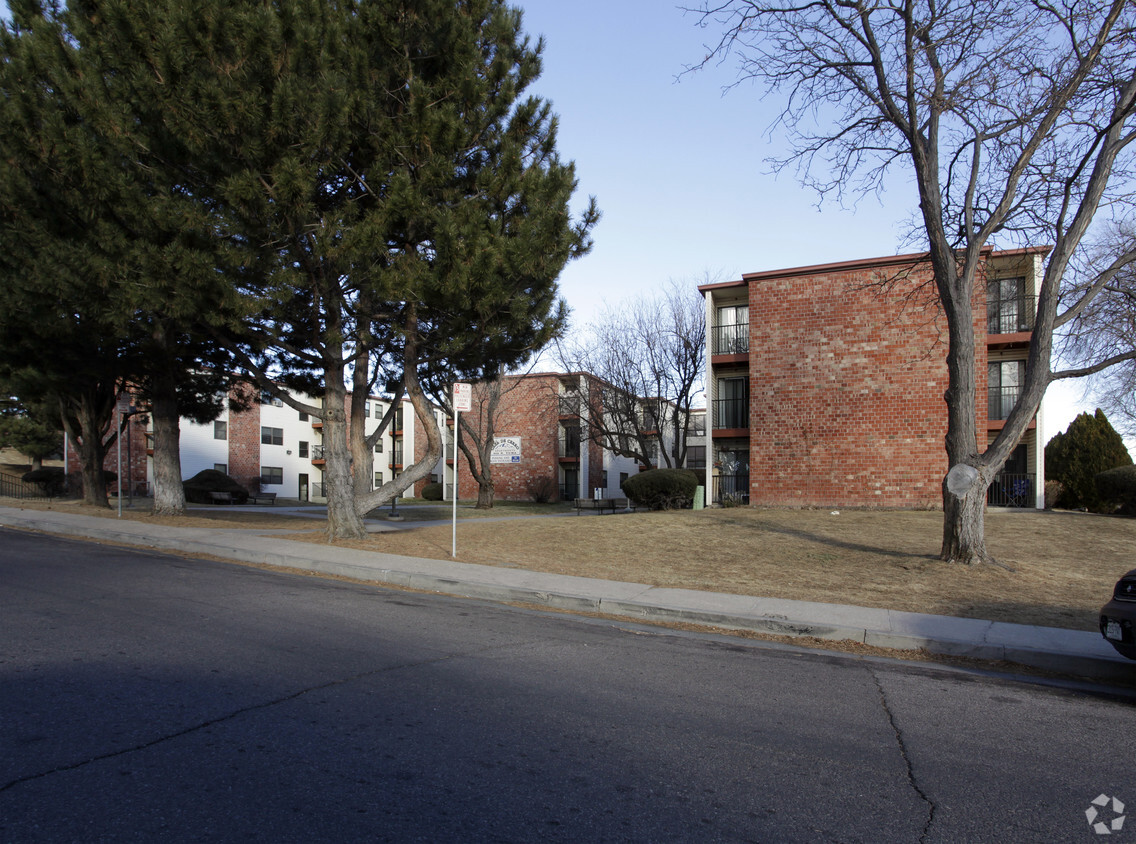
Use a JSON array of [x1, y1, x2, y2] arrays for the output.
[[1, 649, 478, 795], [869, 667, 936, 842]]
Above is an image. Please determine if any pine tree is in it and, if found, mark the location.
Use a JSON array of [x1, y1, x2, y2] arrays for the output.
[[1045, 409, 1133, 511]]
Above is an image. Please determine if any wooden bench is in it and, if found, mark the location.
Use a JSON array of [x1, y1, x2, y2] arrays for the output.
[[574, 497, 634, 515], [248, 491, 277, 505], [209, 491, 233, 505]]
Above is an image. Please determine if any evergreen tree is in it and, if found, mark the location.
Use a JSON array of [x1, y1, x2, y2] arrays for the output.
[[1045, 409, 1133, 511], [0, 0, 245, 511]]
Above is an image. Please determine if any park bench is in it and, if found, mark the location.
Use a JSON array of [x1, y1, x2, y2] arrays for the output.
[[573, 497, 635, 515], [209, 491, 233, 505], [248, 491, 277, 505]]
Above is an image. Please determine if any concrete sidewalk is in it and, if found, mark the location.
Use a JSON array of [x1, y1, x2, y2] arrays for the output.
[[3, 504, 1133, 686]]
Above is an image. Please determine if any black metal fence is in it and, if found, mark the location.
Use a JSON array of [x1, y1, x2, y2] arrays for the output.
[[0, 471, 48, 500], [987, 295, 1036, 335], [713, 398, 748, 429], [987, 386, 1021, 421]]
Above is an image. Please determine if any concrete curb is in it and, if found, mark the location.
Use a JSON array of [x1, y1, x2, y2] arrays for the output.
[[3, 506, 1133, 685]]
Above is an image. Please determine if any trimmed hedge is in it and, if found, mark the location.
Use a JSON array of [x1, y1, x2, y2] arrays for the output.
[[422, 482, 444, 501], [22, 467, 66, 497], [1095, 465, 1136, 515], [183, 469, 249, 504], [621, 468, 700, 510]]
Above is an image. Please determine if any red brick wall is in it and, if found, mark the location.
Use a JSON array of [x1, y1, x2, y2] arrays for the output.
[[227, 382, 262, 492], [746, 262, 986, 508], [454, 374, 565, 502]]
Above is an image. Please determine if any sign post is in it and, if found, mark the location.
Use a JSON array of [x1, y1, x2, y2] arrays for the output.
[[452, 383, 472, 557]]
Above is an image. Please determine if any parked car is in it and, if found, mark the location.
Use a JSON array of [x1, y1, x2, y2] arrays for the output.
[[1100, 568, 1136, 660]]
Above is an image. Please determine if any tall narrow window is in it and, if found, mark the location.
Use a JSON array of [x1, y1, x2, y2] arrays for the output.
[[715, 305, 749, 354], [988, 360, 1025, 420], [214, 420, 227, 440]]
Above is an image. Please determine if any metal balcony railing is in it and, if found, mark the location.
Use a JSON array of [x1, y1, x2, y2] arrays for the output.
[[987, 387, 1022, 421], [713, 398, 748, 429], [311, 444, 326, 461], [987, 473, 1035, 507], [558, 396, 581, 416], [987, 295, 1036, 336], [713, 474, 749, 505], [559, 434, 581, 459], [713, 323, 749, 355], [390, 448, 404, 467]]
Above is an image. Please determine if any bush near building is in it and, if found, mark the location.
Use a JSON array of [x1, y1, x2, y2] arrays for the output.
[[621, 468, 700, 511], [1095, 465, 1136, 516], [1045, 409, 1133, 512]]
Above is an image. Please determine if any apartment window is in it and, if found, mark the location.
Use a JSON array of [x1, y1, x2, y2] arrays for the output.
[[261, 466, 283, 485], [715, 305, 750, 354], [987, 277, 1031, 335], [714, 377, 749, 429], [374, 471, 384, 488], [261, 426, 284, 446], [299, 411, 309, 422], [686, 445, 707, 470], [298, 441, 309, 458], [260, 390, 282, 407], [363, 401, 370, 418], [214, 420, 227, 440], [374, 439, 384, 453], [602, 471, 608, 489], [214, 463, 227, 474], [988, 360, 1026, 421]]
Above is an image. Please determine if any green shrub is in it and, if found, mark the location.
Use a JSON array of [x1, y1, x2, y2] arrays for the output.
[[182, 469, 249, 504], [621, 468, 700, 510], [22, 467, 66, 497], [1045, 409, 1133, 511], [422, 482, 444, 501], [1095, 465, 1136, 515]]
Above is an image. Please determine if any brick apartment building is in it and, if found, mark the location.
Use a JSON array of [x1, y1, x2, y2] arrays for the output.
[[449, 372, 659, 502], [700, 248, 1048, 509], [80, 372, 685, 505]]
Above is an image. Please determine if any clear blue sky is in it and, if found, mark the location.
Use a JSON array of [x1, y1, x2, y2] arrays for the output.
[[0, 0, 1102, 445]]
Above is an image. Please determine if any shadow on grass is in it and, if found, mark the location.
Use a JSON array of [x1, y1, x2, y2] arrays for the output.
[[715, 514, 941, 563]]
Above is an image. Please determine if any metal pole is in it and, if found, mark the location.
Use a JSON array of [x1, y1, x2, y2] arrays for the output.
[[116, 407, 122, 518], [451, 408, 459, 558]]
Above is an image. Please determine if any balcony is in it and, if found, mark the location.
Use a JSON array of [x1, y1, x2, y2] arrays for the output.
[[712, 323, 749, 356], [390, 447, 404, 469], [987, 473, 1035, 508], [713, 474, 749, 505], [712, 398, 748, 430], [558, 396, 581, 417], [987, 387, 1021, 421], [559, 433, 581, 461], [310, 444, 326, 466], [987, 295, 1036, 337]]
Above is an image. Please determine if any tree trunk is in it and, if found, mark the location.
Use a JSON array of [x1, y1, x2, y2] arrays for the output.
[[940, 463, 994, 564], [350, 351, 374, 499], [476, 480, 494, 509], [70, 397, 110, 508], [150, 363, 186, 516], [322, 379, 368, 541]]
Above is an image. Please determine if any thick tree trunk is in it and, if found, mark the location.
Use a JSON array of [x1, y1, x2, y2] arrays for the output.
[[322, 379, 368, 541], [940, 463, 994, 564], [150, 365, 186, 516], [476, 480, 494, 509]]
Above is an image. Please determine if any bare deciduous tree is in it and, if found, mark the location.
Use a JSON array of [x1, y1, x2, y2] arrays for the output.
[[557, 279, 706, 470], [694, 0, 1136, 564]]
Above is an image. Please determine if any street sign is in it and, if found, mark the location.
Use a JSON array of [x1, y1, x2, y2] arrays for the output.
[[454, 382, 472, 412]]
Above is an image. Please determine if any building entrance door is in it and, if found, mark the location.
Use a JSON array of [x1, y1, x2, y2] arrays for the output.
[[298, 473, 309, 503]]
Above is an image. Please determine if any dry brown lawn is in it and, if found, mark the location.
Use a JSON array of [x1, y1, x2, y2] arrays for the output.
[[5, 496, 1131, 632]]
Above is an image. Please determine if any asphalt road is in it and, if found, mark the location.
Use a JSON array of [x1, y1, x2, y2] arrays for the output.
[[2, 527, 1134, 843]]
